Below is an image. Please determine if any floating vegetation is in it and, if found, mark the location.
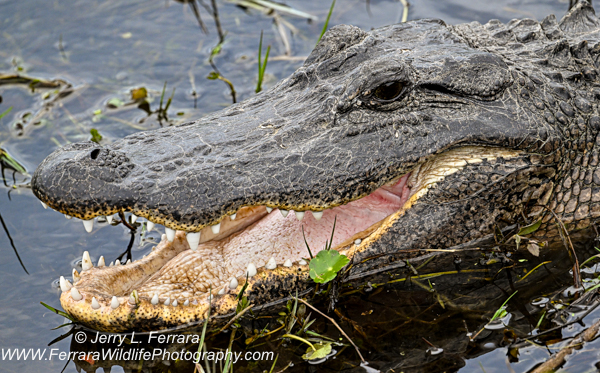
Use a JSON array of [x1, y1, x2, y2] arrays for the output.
[[0, 73, 65, 91], [1, 73, 74, 136], [130, 87, 147, 101]]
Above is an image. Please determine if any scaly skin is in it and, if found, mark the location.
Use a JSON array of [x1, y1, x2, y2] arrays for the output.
[[33, 1, 600, 331]]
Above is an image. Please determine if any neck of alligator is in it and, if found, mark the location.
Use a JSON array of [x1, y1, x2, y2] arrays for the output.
[[32, 1, 600, 331]]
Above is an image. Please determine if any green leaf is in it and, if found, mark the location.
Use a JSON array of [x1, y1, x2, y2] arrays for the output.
[[107, 97, 124, 108], [0, 106, 13, 120], [131, 87, 147, 100], [490, 290, 518, 322], [0, 149, 27, 175], [309, 250, 349, 284], [90, 129, 102, 144], [317, 0, 336, 45], [207, 71, 219, 80], [302, 342, 332, 360], [40, 302, 75, 321], [518, 219, 542, 236]]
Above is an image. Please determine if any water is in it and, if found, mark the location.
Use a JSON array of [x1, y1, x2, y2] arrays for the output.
[[0, 0, 589, 372]]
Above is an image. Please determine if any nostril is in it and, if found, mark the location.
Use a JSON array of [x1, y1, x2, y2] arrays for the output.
[[90, 149, 100, 160]]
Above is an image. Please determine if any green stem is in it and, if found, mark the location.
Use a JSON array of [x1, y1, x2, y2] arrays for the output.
[[282, 334, 315, 351]]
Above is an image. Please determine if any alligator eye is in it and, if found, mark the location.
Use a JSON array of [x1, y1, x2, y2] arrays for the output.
[[373, 81, 404, 102]]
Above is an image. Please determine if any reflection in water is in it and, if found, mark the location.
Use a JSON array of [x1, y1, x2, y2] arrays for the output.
[[60, 228, 600, 372], [0, 148, 29, 274]]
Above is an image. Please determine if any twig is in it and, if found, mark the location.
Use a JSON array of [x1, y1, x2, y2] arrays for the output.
[[215, 303, 254, 334], [188, 0, 209, 34], [399, 0, 409, 23], [210, 0, 225, 44], [118, 211, 136, 231], [530, 316, 600, 373], [293, 297, 365, 363], [537, 205, 581, 289]]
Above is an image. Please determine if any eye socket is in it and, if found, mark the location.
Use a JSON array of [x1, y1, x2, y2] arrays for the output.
[[372, 81, 405, 102]]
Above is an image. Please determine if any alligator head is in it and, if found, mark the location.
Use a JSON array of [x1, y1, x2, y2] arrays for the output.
[[32, 2, 600, 331]]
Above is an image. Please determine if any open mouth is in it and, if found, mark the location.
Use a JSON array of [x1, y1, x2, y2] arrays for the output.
[[61, 171, 413, 302], [55, 146, 521, 331]]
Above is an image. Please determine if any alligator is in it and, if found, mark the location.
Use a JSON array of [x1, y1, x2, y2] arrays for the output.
[[32, 1, 600, 332]]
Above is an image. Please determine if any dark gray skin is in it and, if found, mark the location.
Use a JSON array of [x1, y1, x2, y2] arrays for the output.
[[31, 0, 600, 322]]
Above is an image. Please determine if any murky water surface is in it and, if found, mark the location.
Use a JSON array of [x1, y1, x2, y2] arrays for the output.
[[2, 0, 598, 372]]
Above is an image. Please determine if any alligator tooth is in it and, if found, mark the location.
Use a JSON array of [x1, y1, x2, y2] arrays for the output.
[[130, 214, 138, 223], [186, 232, 201, 251], [71, 287, 83, 301], [184, 299, 190, 306], [91, 297, 100, 310], [218, 287, 226, 295], [165, 228, 175, 242], [230, 213, 237, 220], [81, 251, 93, 271], [354, 238, 362, 245], [295, 211, 305, 221], [59, 276, 72, 292], [164, 297, 170, 306], [109, 261, 114, 267], [106, 215, 113, 224], [207, 294, 213, 302], [115, 259, 121, 266], [41, 201, 48, 209], [128, 292, 136, 305], [98, 256, 105, 267], [299, 259, 308, 265], [312, 211, 323, 220], [211, 223, 221, 234], [151, 294, 159, 305], [280, 209, 289, 217], [246, 263, 257, 277], [283, 259, 293, 267], [83, 219, 94, 233], [265, 257, 277, 270], [172, 299, 178, 306], [111, 296, 119, 309], [126, 259, 131, 265], [146, 221, 155, 231], [229, 277, 238, 289], [266, 207, 273, 213], [65, 214, 72, 219], [72, 269, 80, 283]]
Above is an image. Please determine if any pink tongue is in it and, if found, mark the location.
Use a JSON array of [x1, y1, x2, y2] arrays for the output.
[[218, 174, 412, 269]]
